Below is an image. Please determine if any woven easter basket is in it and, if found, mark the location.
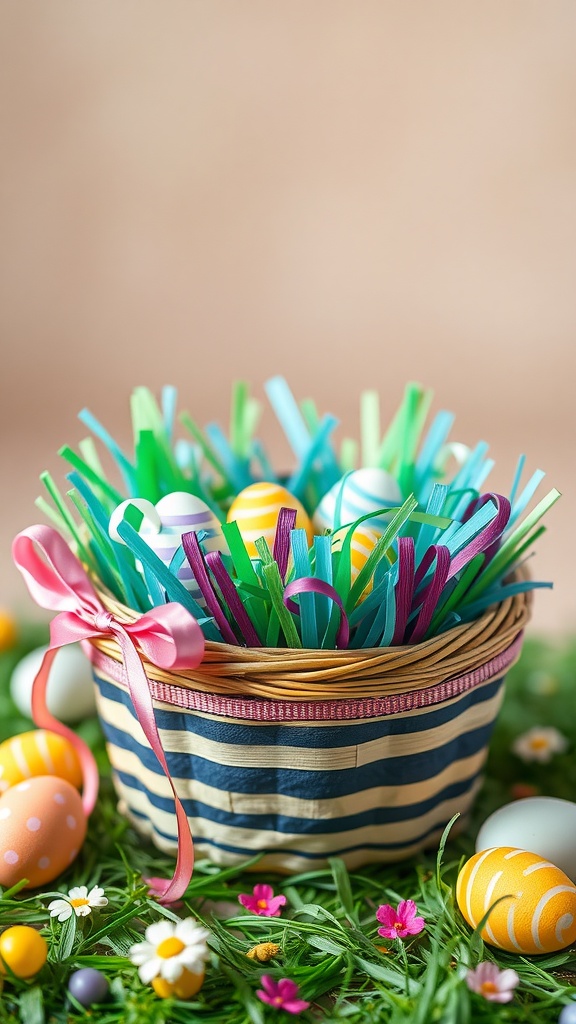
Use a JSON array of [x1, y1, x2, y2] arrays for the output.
[[89, 581, 531, 873]]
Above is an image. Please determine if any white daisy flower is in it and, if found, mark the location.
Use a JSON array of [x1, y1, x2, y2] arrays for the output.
[[48, 885, 108, 922], [512, 726, 569, 764], [129, 918, 210, 985]]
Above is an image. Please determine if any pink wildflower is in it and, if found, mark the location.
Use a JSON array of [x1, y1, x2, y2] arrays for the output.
[[466, 961, 520, 1003], [256, 975, 310, 1014], [376, 899, 425, 939], [238, 883, 287, 917]]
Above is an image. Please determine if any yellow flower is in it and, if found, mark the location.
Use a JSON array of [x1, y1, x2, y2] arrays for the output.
[[129, 919, 210, 985], [246, 942, 281, 962], [48, 885, 108, 922]]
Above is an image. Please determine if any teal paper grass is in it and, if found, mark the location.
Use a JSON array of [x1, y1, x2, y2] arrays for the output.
[[37, 379, 559, 649]]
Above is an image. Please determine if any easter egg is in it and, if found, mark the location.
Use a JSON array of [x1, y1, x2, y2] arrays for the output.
[[0, 926, 47, 978], [152, 968, 205, 1000], [110, 492, 227, 603], [456, 847, 576, 953], [559, 1004, 576, 1024], [0, 730, 82, 795], [476, 797, 576, 882], [108, 498, 162, 542], [10, 643, 96, 722], [313, 468, 402, 533], [154, 492, 226, 557], [0, 775, 87, 889], [227, 482, 314, 557], [68, 967, 110, 1006], [0, 610, 17, 652], [331, 524, 381, 599]]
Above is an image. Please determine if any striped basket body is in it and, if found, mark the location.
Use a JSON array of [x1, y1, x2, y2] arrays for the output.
[[91, 630, 522, 872]]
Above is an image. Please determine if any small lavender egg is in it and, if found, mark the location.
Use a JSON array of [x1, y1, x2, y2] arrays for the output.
[[68, 968, 110, 1007]]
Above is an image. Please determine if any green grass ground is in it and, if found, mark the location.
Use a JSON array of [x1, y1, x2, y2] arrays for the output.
[[1, 627, 576, 1023]]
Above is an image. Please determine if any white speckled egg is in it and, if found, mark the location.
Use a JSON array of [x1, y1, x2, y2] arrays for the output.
[[227, 482, 313, 557], [0, 730, 82, 795], [456, 846, 576, 953], [476, 797, 576, 882], [10, 643, 96, 722], [0, 775, 87, 888], [313, 468, 402, 533]]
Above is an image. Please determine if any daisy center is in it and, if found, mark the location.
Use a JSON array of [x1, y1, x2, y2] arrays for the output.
[[256, 899, 269, 909], [157, 937, 186, 959], [481, 981, 498, 995], [70, 898, 90, 908], [529, 737, 549, 750]]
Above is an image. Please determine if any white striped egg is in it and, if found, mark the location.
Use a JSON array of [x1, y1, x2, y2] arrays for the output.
[[109, 492, 227, 603], [456, 846, 576, 954], [313, 468, 402, 534]]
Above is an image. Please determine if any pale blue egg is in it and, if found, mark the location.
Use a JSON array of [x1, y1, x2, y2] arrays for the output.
[[313, 468, 402, 533]]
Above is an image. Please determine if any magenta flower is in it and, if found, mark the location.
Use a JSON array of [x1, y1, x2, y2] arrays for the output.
[[466, 961, 520, 1003], [376, 899, 426, 939], [238, 883, 287, 917], [256, 975, 310, 1014]]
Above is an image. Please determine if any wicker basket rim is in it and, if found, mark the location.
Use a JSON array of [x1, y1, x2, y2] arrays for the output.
[[91, 573, 532, 700]]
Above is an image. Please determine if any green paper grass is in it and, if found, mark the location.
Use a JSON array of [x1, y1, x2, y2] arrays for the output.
[[2, 631, 576, 1023], [35, 380, 558, 650]]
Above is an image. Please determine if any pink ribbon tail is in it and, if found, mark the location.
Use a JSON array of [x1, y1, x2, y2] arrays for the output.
[[31, 645, 100, 816], [12, 524, 206, 904]]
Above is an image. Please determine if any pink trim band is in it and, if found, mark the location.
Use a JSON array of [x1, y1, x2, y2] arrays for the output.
[[91, 632, 523, 723]]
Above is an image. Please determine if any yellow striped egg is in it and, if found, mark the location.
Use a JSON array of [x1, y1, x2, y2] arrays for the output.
[[227, 482, 314, 557], [456, 846, 576, 954], [331, 524, 380, 599], [0, 730, 82, 795]]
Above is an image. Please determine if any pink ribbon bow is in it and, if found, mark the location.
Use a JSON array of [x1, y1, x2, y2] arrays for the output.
[[12, 524, 206, 903]]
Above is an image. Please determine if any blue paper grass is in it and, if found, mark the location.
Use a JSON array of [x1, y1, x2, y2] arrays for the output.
[[37, 380, 560, 649]]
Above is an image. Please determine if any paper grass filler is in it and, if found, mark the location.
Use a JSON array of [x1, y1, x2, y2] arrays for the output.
[[13, 379, 560, 893]]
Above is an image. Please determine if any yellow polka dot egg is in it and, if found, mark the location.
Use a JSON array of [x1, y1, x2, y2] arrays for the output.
[[456, 846, 576, 954], [227, 482, 313, 557], [0, 729, 82, 795]]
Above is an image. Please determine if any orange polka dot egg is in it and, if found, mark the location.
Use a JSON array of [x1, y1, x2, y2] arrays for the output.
[[0, 729, 82, 795], [0, 775, 86, 889], [456, 846, 576, 954], [227, 482, 313, 557]]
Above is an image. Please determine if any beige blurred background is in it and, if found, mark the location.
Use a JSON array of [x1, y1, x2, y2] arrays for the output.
[[0, 1, 574, 635]]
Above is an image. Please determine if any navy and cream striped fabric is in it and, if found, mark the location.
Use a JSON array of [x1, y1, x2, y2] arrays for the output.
[[92, 663, 506, 872]]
